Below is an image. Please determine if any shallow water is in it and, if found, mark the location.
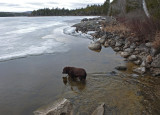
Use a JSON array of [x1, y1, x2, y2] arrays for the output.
[[0, 16, 160, 115]]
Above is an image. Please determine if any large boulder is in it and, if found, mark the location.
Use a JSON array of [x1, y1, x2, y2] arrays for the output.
[[88, 42, 102, 51], [115, 66, 127, 71], [34, 98, 73, 115]]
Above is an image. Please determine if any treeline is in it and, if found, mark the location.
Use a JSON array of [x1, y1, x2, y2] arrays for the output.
[[31, 0, 109, 16], [0, 12, 30, 17]]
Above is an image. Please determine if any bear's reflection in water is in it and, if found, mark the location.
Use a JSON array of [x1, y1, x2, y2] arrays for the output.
[[62, 76, 86, 92]]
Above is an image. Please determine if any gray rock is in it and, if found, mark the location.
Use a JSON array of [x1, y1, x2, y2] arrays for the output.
[[81, 18, 88, 22], [101, 35, 107, 40], [151, 54, 160, 68], [124, 48, 134, 53], [123, 44, 129, 49], [150, 47, 160, 56], [114, 47, 121, 52], [133, 67, 146, 74], [134, 60, 141, 65], [133, 51, 140, 55], [135, 47, 140, 51], [115, 41, 123, 47], [120, 52, 130, 58], [99, 38, 106, 44], [150, 68, 160, 77], [109, 39, 116, 46], [115, 66, 127, 71], [124, 39, 130, 49], [145, 42, 152, 47], [128, 55, 137, 61], [34, 98, 73, 115], [130, 43, 136, 49], [115, 36, 120, 40], [88, 42, 102, 51], [140, 61, 146, 67], [104, 41, 109, 47], [139, 44, 150, 53], [92, 103, 105, 115], [131, 74, 139, 78]]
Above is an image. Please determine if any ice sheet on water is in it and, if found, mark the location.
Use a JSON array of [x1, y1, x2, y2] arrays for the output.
[[0, 39, 69, 62], [63, 27, 94, 40]]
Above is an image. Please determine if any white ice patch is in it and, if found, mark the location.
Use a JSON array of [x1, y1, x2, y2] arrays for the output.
[[0, 39, 69, 62], [63, 27, 94, 40], [5, 22, 62, 35]]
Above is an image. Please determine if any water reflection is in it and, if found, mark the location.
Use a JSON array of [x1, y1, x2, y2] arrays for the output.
[[62, 76, 86, 92]]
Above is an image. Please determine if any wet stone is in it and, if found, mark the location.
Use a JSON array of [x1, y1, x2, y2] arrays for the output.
[[115, 66, 127, 71]]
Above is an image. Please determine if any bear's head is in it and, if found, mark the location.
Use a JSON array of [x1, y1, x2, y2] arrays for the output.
[[62, 67, 70, 74]]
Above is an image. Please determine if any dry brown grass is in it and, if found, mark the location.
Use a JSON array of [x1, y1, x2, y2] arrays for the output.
[[102, 22, 131, 37], [152, 31, 160, 49]]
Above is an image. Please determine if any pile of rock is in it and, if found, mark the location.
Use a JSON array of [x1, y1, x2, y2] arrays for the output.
[[95, 32, 160, 76], [74, 17, 160, 77]]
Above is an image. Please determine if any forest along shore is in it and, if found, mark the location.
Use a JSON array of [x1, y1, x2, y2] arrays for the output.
[[73, 16, 160, 77]]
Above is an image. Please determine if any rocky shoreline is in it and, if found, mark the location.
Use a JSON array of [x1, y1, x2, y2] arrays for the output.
[[73, 16, 160, 77]]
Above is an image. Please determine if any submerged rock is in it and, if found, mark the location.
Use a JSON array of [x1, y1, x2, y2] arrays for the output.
[[34, 98, 73, 115], [115, 66, 127, 71], [92, 103, 105, 115], [88, 42, 102, 51]]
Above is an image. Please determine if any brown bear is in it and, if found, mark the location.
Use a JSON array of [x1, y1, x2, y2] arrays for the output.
[[62, 67, 87, 81]]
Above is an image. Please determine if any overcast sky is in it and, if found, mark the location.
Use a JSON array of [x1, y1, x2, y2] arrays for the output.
[[0, 0, 112, 12]]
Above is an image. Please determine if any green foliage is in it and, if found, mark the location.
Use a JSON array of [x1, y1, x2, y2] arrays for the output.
[[126, 0, 140, 13], [109, 6, 120, 16], [31, 0, 110, 16], [146, 0, 160, 20], [0, 12, 29, 17]]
